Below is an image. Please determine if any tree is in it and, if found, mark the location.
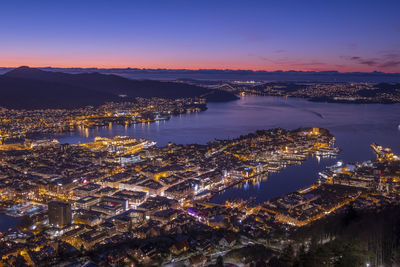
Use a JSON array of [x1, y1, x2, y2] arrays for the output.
[[80, 244, 85, 255], [279, 244, 295, 267], [216, 255, 224, 267]]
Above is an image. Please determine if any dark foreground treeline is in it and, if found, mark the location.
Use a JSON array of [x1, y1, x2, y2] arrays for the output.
[[11, 204, 400, 266], [269, 204, 400, 267]]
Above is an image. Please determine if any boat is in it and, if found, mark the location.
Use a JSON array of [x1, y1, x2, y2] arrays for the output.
[[154, 114, 170, 121]]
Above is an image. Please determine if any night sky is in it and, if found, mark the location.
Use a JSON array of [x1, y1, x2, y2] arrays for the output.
[[1, 0, 399, 72]]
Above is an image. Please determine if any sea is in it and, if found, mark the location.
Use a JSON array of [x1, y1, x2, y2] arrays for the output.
[[1, 96, 399, 231], [55, 95, 400, 203]]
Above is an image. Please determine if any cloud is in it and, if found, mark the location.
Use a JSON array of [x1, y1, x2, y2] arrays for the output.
[[360, 60, 378, 66], [248, 51, 400, 71], [348, 56, 377, 66], [252, 54, 326, 67], [345, 53, 400, 69], [290, 61, 327, 67], [379, 51, 400, 61], [334, 64, 345, 68], [380, 61, 400, 68]]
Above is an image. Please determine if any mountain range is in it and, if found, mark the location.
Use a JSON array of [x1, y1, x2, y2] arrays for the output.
[[0, 67, 238, 109], [2, 67, 399, 83]]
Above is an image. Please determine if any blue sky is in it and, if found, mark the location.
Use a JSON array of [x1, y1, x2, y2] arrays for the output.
[[1, 0, 399, 72]]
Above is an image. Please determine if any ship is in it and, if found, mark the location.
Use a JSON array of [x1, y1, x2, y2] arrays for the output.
[[154, 114, 170, 121]]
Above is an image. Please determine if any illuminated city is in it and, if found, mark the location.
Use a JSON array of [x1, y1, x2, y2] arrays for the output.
[[1, 1, 400, 266]]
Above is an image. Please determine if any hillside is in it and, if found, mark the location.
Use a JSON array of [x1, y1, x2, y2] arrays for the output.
[[0, 67, 238, 109], [0, 75, 121, 109]]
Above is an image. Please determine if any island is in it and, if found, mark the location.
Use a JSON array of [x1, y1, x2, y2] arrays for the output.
[[181, 80, 400, 104]]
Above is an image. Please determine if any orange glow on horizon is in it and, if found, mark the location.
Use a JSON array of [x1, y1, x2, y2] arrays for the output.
[[0, 57, 398, 73]]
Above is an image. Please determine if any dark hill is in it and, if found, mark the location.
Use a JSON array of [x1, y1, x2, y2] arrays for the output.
[[358, 82, 400, 97], [0, 75, 123, 109], [1, 66, 238, 109]]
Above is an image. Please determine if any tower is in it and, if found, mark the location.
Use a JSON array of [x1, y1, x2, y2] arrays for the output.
[[48, 201, 72, 228]]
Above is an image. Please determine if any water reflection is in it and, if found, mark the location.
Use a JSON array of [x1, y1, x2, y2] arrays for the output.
[[52, 96, 400, 203]]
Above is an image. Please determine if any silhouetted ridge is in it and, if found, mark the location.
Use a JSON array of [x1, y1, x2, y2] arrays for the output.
[[0, 66, 238, 109]]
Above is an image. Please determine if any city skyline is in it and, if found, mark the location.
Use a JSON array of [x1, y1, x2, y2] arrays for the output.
[[1, 1, 400, 266], [1, 0, 400, 72]]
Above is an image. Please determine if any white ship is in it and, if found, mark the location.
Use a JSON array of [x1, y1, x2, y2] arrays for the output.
[[155, 114, 170, 121]]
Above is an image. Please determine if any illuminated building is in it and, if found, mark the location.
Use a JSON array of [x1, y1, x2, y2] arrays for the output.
[[48, 201, 72, 228]]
